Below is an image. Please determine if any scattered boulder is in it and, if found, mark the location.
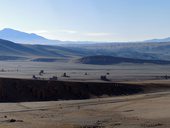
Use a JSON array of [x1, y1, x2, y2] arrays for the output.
[[39, 70, 44, 76]]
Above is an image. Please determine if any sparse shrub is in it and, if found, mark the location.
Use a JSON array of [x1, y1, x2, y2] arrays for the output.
[[62, 72, 70, 77], [39, 70, 44, 76], [100, 75, 110, 81], [49, 76, 58, 80], [32, 75, 36, 79]]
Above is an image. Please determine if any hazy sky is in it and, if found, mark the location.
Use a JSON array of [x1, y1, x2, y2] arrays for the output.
[[0, 0, 170, 42]]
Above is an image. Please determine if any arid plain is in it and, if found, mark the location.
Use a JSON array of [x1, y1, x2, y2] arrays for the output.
[[0, 61, 168, 127]]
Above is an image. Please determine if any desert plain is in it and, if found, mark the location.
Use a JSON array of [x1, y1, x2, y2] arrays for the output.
[[0, 61, 169, 127]]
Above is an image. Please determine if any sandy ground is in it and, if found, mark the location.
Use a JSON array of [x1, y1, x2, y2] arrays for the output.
[[0, 90, 168, 128]]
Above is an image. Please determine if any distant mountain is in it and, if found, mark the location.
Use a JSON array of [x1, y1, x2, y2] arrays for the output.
[[1, 37, 170, 63], [77, 55, 170, 65], [3, 28, 170, 62], [145, 37, 170, 42], [0, 28, 102, 45], [0, 28, 61, 45], [2, 28, 170, 45]]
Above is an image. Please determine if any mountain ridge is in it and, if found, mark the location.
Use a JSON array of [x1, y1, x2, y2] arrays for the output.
[[144, 37, 170, 43], [2, 28, 170, 45], [0, 28, 61, 45]]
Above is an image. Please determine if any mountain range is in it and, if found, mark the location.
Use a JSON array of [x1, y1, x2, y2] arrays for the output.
[[1, 28, 170, 45], [144, 37, 170, 43], [1, 28, 170, 64]]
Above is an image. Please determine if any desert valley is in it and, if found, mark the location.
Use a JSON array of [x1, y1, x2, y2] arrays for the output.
[[0, 28, 168, 127]]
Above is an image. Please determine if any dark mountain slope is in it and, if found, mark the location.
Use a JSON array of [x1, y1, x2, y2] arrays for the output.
[[77, 55, 170, 65], [66, 42, 170, 60]]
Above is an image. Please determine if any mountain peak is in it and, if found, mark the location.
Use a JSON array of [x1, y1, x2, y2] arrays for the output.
[[1, 28, 39, 36], [1, 28, 25, 33], [0, 28, 58, 45]]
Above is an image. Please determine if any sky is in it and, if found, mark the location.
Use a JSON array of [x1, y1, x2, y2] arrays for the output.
[[0, 0, 170, 42]]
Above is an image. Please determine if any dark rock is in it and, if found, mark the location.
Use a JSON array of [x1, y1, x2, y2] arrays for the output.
[[9, 119, 16, 122]]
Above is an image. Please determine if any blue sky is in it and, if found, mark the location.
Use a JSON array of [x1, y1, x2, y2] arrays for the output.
[[0, 0, 170, 42]]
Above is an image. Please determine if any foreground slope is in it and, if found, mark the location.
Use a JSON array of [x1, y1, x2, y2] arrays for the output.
[[0, 85, 169, 128]]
